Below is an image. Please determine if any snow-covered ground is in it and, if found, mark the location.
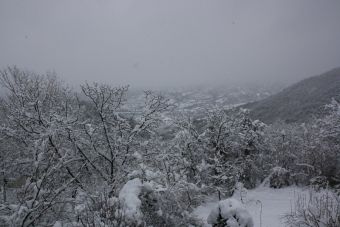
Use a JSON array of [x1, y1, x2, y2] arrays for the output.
[[193, 186, 308, 227]]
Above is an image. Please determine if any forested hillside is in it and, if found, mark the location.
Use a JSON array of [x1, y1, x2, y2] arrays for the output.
[[244, 67, 340, 123]]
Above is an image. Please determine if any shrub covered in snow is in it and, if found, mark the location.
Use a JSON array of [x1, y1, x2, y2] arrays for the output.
[[309, 176, 329, 191], [284, 189, 340, 227], [207, 198, 253, 227], [268, 167, 292, 188], [71, 188, 136, 227], [118, 178, 201, 226]]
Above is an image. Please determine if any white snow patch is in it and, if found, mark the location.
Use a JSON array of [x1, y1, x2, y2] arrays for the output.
[[193, 186, 308, 227], [119, 178, 143, 221], [53, 221, 62, 227]]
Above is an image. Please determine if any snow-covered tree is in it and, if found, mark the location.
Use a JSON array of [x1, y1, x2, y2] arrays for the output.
[[0, 66, 84, 226]]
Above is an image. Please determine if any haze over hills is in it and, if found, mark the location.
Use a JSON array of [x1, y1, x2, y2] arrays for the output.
[[244, 67, 340, 124]]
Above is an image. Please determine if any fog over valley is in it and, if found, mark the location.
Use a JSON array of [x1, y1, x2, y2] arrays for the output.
[[1, 0, 340, 87]]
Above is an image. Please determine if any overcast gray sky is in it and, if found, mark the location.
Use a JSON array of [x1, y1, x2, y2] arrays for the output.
[[1, 0, 340, 87]]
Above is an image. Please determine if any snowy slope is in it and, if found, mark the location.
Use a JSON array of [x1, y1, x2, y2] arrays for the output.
[[193, 186, 308, 227]]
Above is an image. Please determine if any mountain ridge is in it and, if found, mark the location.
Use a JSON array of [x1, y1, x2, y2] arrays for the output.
[[243, 67, 340, 123]]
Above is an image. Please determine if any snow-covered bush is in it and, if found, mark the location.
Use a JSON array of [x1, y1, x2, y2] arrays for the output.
[[264, 110, 340, 188], [207, 198, 253, 227], [310, 176, 329, 191], [71, 191, 139, 227], [284, 189, 340, 227], [172, 108, 268, 197], [268, 167, 292, 188], [117, 178, 201, 226]]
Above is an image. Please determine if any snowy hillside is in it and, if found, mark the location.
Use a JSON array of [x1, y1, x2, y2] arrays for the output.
[[0, 67, 339, 226], [244, 67, 340, 123]]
